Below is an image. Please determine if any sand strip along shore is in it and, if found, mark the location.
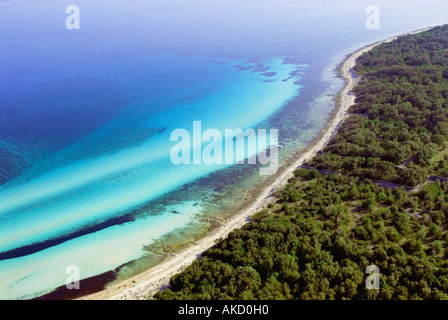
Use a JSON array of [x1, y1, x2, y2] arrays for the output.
[[81, 27, 432, 300]]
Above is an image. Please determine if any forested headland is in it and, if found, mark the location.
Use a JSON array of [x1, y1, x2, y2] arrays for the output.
[[155, 26, 448, 300], [311, 25, 448, 186]]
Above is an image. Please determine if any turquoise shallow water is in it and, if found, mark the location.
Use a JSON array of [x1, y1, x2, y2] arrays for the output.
[[1, 0, 448, 299], [0, 57, 302, 254]]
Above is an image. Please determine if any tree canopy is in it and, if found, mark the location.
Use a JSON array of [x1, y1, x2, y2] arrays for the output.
[[155, 26, 448, 300]]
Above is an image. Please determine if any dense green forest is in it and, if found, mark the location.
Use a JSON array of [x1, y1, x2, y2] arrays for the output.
[[310, 25, 448, 186], [155, 26, 448, 300]]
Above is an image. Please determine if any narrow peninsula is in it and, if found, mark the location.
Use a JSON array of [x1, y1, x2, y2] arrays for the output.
[[155, 25, 448, 300]]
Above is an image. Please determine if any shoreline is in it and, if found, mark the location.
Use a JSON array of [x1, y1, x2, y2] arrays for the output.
[[80, 27, 431, 300]]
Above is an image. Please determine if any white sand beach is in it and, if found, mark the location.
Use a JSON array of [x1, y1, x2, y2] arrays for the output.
[[81, 27, 431, 300]]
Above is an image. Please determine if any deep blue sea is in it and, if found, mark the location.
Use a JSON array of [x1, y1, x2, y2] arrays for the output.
[[1, 0, 447, 299]]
